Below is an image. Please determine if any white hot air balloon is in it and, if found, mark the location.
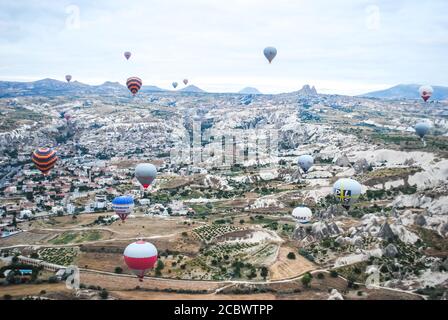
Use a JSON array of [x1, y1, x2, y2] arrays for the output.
[[135, 163, 157, 189], [292, 206, 312, 224], [123, 241, 158, 281], [419, 85, 433, 102], [263, 47, 277, 64], [333, 178, 362, 209], [298, 155, 314, 173]]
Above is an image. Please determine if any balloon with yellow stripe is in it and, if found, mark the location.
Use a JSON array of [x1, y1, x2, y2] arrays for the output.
[[333, 178, 362, 210]]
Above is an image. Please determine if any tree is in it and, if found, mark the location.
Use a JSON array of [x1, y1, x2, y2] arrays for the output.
[[11, 256, 19, 264], [260, 267, 269, 280], [155, 260, 165, 276], [30, 252, 39, 259], [99, 289, 109, 300], [287, 252, 296, 260], [317, 273, 325, 279], [330, 270, 339, 278], [301, 273, 312, 288], [114, 267, 123, 274]]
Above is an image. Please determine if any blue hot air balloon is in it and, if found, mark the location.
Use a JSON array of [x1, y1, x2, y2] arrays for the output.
[[112, 196, 134, 222], [263, 47, 277, 63], [415, 122, 431, 139]]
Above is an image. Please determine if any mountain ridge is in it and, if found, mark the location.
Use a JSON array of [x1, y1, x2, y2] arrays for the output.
[[360, 84, 448, 100]]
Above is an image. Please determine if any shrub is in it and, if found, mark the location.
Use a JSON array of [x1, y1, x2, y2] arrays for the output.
[[301, 273, 312, 288], [114, 267, 123, 274], [317, 273, 325, 279], [330, 270, 339, 278], [99, 289, 109, 300], [287, 252, 296, 260]]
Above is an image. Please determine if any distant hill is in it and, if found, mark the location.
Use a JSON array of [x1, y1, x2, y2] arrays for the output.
[[179, 85, 206, 93], [141, 85, 165, 92], [295, 85, 317, 96], [0, 79, 166, 97], [239, 87, 262, 94], [360, 84, 448, 100]]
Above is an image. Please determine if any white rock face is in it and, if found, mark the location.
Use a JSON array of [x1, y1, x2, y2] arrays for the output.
[[327, 289, 344, 300]]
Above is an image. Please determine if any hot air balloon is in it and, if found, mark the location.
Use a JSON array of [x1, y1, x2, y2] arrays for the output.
[[32, 148, 58, 175], [135, 163, 157, 189], [65, 75, 72, 83], [292, 206, 312, 224], [419, 85, 433, 102], [183, 79, 188, 86], [298, 155, 314, 173], [124, 241, 158, 281], [126, 77, 142, 95], [263, 47, 277, 64], [64, 112, 72, 122], [172, 82, 178, 89], [112, 196, 134, 222], [124, 51, 132, 60], [333, 178, 362, 210], [415, 122, 431, 139]]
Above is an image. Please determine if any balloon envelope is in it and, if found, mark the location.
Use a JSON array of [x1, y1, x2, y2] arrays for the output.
[[124, 241, 158, 280], [32, 148, 58, 175], [112, 196, 134, 222], [172, 82, 178, 89], [183, 79, 188, 85], [419, 85, 433, 102], [415, 122, 430, 138], [65, 75, 72, 83], [298, 155, 314, 173], [263, 47, 277, 63], [126, 77, 142, 95], [135, 163, 157, 189], [333, 178, 362, 209], [292, 206, 312, 224], [124, 51, 132, 60]]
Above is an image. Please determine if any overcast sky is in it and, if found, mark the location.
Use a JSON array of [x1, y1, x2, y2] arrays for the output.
[[0, 0, 447, 95]]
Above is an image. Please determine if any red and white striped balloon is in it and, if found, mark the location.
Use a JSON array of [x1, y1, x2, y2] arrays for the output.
[[123, 241, 158, 281]]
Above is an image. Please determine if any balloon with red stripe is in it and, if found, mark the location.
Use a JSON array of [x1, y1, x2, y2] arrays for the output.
[[123, 241, 158, 281], [126, 77, 142, 95], [32, 148, 58, 175], [135, 163, 157, 189], [419, 85, 433, 102]]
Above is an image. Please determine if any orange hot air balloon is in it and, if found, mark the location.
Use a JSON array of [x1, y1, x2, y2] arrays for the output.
[[32, 148, 58, 175], [126, 77, 142, 95]]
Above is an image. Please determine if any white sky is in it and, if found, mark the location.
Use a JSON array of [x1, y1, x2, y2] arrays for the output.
[[0, 0, 447, 95]]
